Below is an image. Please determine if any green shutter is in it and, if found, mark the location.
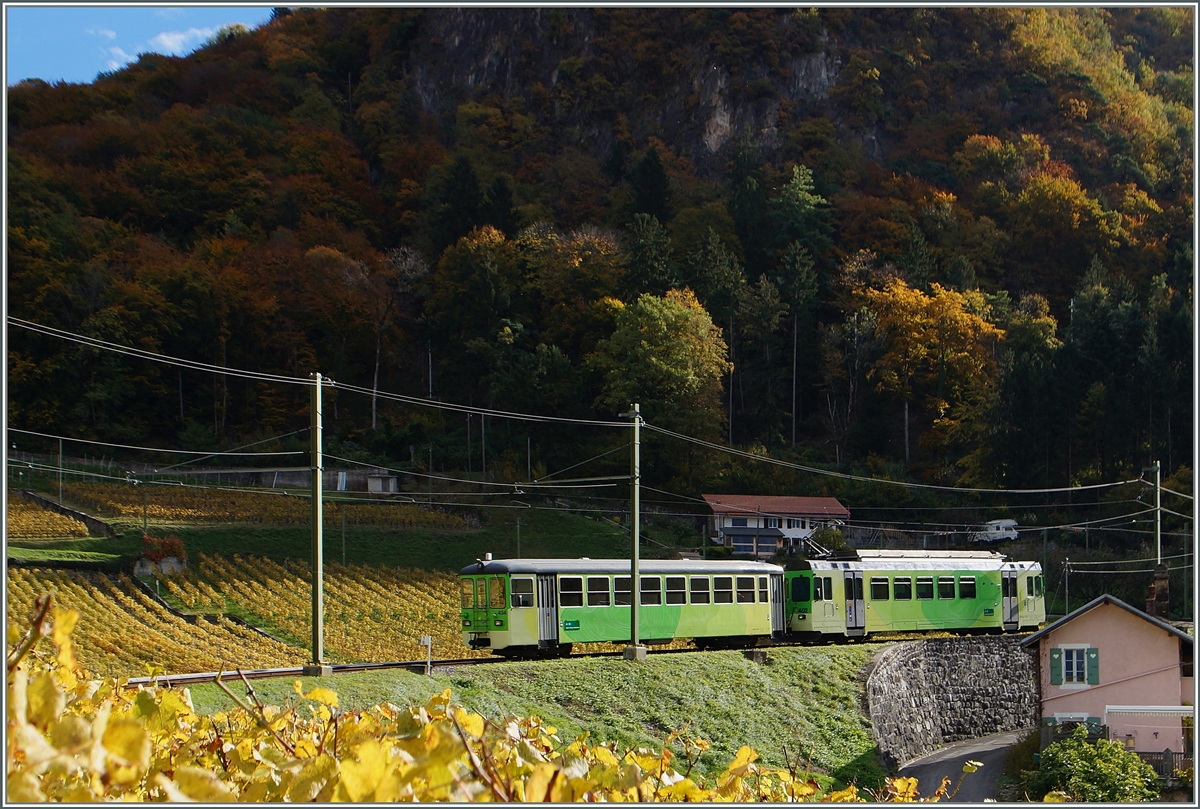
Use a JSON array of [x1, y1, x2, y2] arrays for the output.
[[1050, 648, 1063, 685], [1086, 648, 1099, 684]]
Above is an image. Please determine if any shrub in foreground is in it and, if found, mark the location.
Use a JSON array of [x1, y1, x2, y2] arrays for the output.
[[8, 595, 981, 802]]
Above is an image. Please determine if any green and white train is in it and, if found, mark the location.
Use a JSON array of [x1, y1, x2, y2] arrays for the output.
[[459, 550, 1046, 656]]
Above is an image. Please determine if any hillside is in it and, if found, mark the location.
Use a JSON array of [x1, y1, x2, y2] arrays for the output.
[[7, 7, 1193, 503]]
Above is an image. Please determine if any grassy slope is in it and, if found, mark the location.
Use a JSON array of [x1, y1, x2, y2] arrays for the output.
[[189, 645, 890, 788], [7, 506, 687, 571]]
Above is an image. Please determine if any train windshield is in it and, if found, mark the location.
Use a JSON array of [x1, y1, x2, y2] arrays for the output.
[[791, 576, 810, 602]]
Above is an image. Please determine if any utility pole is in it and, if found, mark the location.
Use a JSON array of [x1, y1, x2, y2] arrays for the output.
[[304, 373, 331, 676], [516, 516, 521, 559], [621, 403, 646, 661], [1064, 557, 1069, 616], [58, 438, 63, 504], [1154, 459, 1161, 565]]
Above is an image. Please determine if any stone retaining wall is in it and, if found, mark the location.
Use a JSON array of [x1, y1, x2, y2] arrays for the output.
[[866, 636, 1038, 769], [17, 490, 114, 536]]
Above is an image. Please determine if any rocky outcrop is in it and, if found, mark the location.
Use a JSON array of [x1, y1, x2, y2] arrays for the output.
[[866, 637, 1038, 770]]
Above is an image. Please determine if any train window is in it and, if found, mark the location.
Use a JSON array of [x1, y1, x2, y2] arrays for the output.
[[959, 577, 976, 599], [587, 576, 611, 607], [735, 577, 755, 603], [511, 578, 534, 608], [853, 577, 864, 601], [1027, 577, 1034, 597], [714, 576, 734, 603], [792, 577, 810, 602], [489, 577, 506, 609], [559, 577, 584, 607], [666, 577, 687, 604], [758, 577, 768, 603], [691, 577, 711, 604], [614, 577, 632, 606], [894, 577, 912, 600], [824, 577, 833, 600], [938, 577, 955, 599], [813, 577, 823, 601], [641, 576, 662, 606], [476, 579, 488, 610], [460, 579, 475, 609], [870, 577, 889, 600], [1036, 576, 1044, 596], [916, 577, 934, 600]]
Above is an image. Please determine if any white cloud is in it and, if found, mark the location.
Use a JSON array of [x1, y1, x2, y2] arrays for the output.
[[86, 28, 117, 39], [148, 27, 215, 55], [108, 46, 135, 66]]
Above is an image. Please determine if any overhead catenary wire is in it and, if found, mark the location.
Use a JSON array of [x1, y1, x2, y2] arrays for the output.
[[7, 427, 306, 457], [642, 423, 1146, 495], [1067, 553, 1191, 565], [10, 318, 316, 386], [12, 318, 628, 429], [1067, 565, 1192, 574]]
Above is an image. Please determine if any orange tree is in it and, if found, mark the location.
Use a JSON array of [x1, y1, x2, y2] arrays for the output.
[[858, 278, 1004, 467]]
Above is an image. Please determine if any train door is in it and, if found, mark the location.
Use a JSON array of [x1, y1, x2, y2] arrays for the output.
[[536, 574, 559, 648], [769, 573, 785, 637], [472, 578, 488, 635], [844, 571, 865, 635], [1001, 569, 1018, 630]]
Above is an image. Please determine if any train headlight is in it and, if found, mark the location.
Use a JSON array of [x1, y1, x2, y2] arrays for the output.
[[462, 619, 472, 627], [494, 619, 503, 627]]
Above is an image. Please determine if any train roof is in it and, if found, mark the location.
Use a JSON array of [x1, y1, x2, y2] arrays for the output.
[[459, 558, 785, 576], [802, 558, 1041, 572]]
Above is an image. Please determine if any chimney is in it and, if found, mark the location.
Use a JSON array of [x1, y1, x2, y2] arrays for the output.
[[1147, 564, 1170, 619]]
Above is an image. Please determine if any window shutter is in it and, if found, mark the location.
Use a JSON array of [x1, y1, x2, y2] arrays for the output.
[[1050, 648, 1063, 685], [1086, 648, 1099, 684]]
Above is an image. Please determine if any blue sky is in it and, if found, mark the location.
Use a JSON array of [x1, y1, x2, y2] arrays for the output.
[[5, 6, 276, 86]]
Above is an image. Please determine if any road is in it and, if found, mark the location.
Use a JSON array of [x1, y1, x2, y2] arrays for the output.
[[897, 730, 1024, 802]]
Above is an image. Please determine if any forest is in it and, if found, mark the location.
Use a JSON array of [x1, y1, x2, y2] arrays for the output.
[[7, 7, 1193, 520]]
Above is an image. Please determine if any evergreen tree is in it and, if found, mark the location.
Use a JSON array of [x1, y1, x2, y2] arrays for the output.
[[629, 146, 671, 224], [621, 213, 676, 298], [480, 175, 519, 237], [429, 156, 484, 257]]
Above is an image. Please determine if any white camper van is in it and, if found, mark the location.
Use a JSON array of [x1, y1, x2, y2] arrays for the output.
[[970, 518, 1018, 543]]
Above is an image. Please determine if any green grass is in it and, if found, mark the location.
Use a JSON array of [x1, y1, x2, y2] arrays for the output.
[[188, 645, 891, 789]]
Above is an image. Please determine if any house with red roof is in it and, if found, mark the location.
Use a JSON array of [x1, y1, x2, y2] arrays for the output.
[[702, 494, 850, 558]]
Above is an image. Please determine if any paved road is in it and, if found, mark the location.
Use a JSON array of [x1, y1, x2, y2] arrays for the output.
[[897, 730, 1024, 802]]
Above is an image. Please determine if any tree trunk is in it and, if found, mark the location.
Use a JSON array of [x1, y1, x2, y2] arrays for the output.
[[728, 314, 735, 445], [904, 398, 910, 465], [372, 331, 383, 430], [791, 312, 798, 446]]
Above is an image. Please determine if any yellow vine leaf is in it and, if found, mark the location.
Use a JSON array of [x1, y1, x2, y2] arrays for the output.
[[454, 707, 485, 738], [26, 671, 65, 730]]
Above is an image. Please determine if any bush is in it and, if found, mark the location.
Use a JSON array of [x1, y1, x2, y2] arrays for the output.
[[143, 532, 187, 562], [1024, 724, 1160, 802]]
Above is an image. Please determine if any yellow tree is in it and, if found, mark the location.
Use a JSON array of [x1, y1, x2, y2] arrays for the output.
[[859, 278, 1004, 465]]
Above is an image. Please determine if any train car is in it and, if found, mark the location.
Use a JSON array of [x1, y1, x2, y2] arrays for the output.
[[459, 556, 786, 657], [784, 550, 1046, 640]]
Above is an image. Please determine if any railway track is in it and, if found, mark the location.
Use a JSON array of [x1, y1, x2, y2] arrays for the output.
[[124, 630, 1031, 689], [123, 656, 496, 689]]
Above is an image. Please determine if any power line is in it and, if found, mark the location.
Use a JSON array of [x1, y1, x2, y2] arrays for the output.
[[321, 453, 617, 491], [13, 317, 628, 429], [331, 379, 627, 427], [1161, 486, 1193, 501], [1068, 553, 1191, 566], [9, 318, 315, 386], [643, 423, 1146, 495], [1068, 565, 1192, 574], [8, 427, 305, 457], [157, 430, 311, 471]]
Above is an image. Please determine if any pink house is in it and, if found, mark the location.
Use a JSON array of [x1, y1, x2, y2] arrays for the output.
[[1020, 594, 1194, 757]]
